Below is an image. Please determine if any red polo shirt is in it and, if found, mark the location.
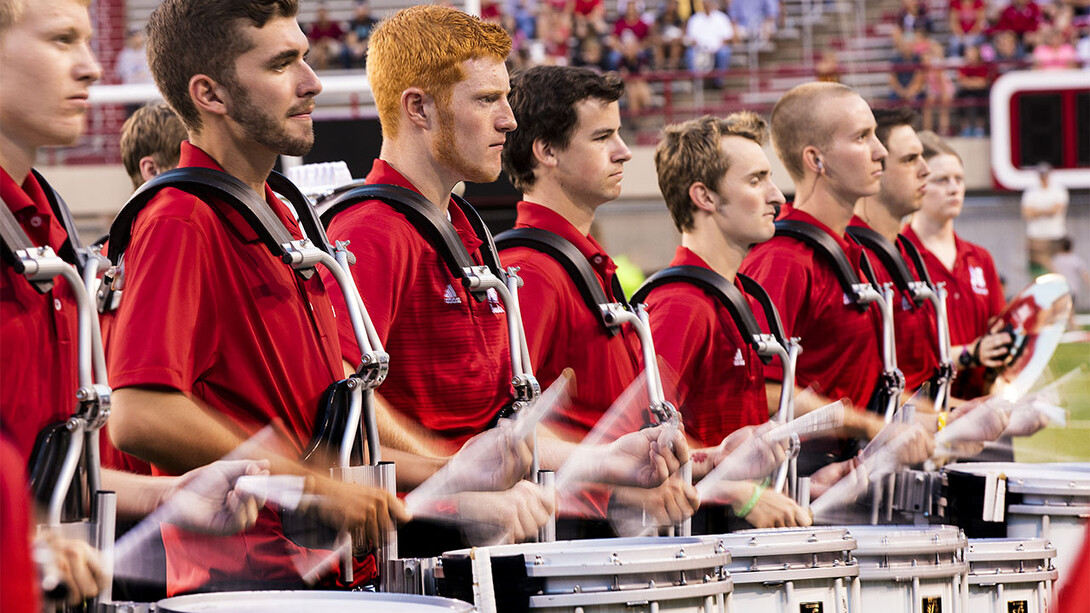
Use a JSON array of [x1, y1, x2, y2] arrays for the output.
[[106, 142, 358, 594], [1, 168, 79, 464], [740, 206, 882, 408], [902, 226, 1005, 398], [1, 433, 39, 613], [848, 217, 940, 392], [322, 160, 512, 452], [500, 202, 643, 442], [642, 247, 767, 447]]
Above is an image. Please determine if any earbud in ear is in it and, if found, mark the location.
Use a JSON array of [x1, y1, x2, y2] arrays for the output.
[[816, 158, 824, 172]]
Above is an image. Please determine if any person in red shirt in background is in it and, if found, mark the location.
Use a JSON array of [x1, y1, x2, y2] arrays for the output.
[[904, 131, 1010, 401], [955, 43, 994, 137], [305, 3, 344, 70], [739, 82, 898, 475], [642, 112, 811, 530], [948, 0, 986, 56], [994, 0, 1043, 48], [499, 66, 702, 535]]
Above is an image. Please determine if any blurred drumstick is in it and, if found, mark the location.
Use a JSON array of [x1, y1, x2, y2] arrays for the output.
[[764, 400, 846, 443]]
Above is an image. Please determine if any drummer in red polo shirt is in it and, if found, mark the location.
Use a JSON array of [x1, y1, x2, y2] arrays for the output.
[[739, 83, 894, 473], [105, 0, 408, 595], [640, 112, 811, 530]]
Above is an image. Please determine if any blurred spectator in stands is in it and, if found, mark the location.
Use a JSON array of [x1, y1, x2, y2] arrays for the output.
[[685, 0, 735, 84], [481, 0, 503, 22], [542, 6, 575, 65], [115, 28, 153, 115], [574, 0, 610, 41], [307, 4, 345, 70], [815, 50, 842, 82], [341, 1, 377, 69], [889, 34, 925, 103], [120, 103, 187, 190], [617, 32, 654, 114], [1032, 25, 1079, 67], [1022, 162, 1070, 275], [955, 43, 993, 135], [921, 40, 954, 135], [948, 0, 987, 56], [513, 0, 539, 40], [729, 0, 779, 44], [1051, 237, 1090, 317], [654, 0, 688, 69], [981, 29, 1027, 71], [994, 0, 1043, 48], [893, 0, 932, 48], [1077, 26, 1090, 66], [608, 1, 652, 69], [573, 35, 610, 70]]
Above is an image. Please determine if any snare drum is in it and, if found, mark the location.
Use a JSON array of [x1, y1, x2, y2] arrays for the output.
[[849, 524, 968, 613], [942, 462, 1090, 579], [965, 538, 1057, 613], [716, 527, 860, 613], [438, 536, 732, 612], [154, 591, 474, 612]]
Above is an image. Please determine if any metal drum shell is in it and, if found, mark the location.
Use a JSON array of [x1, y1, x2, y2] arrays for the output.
[[847, 524, 969, 613], [438, 536, 733, 612], [716, 527, 861, 613], [154, 590, 475, 612], [965, 538, 1057, 613]]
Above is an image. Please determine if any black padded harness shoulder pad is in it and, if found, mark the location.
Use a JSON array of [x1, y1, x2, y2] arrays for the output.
[[1, 171, 84, 293], [107, 167, 318, 279], [631, 266, 783, 364], [846, 225, 926, 306], [897, 234, 934, 287], [774, 219, 873, 309], [318, 183, 502, 300], [495, 227, 629, 336]]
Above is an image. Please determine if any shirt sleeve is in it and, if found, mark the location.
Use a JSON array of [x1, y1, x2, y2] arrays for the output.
[[323, 205, 417, 366], [107, 208, 220, 392]]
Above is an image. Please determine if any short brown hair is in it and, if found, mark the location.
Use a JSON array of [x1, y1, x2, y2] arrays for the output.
[[120, 103, 188, 189], [770, 81, 856, 182], [146, 0, 298, 132], [504, 66, 624, 192], [916, 130, 961, 163], [367, 5, 510, 139], [1, 0, 90, 32], [873, 107, 919, 149], [655, 112, 768, 233]]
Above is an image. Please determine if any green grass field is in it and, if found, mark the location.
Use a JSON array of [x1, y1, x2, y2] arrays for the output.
[[1013, 339, 1090, 463]]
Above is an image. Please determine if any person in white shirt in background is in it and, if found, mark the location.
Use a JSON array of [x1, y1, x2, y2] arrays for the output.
[[1021, 162, 1069, 275], [684, 0, 734, 85]]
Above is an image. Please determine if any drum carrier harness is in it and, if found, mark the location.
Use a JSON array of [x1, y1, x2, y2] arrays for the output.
[[630, 266, 803, 499]]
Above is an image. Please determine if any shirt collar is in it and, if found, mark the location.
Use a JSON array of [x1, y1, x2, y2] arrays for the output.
[[177, 141, 303, 244], [1, 166, 70, 251], [782, 204, 864, 260], [514, 201, 618, 290], [669, 245, 712, 269], [364, 158, 483, 255]]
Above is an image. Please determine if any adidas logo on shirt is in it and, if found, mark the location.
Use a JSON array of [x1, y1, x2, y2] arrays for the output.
[[842, 292, 852, 305], [444, 284, 462, 304], [733, 348, 746, 366], [486, 288, 505, 314]]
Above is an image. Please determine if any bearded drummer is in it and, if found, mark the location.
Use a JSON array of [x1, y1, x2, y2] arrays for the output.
[[738, 82, 903, 472], [104, 0, 410, 595], [319, 5, 693, 551]]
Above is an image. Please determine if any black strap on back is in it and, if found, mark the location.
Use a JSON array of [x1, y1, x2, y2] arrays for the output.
[[736, 273, 788, 346], [846, 225, 926, 307], [897, 234, 934, 287], [631, 266, 780, 365], [774, 219, 873, 309], [495, 227, 630, 336], [318, 183, 503, 300], [32, 169, 87, 273], [107, 167, 318, 280]]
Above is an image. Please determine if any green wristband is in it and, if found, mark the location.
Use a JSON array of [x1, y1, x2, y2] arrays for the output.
[[736, 482, 766, 518]]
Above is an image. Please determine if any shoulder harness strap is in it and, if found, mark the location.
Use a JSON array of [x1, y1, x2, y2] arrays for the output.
[[318, 183, 502, 301], [774, 219, 877, 309], [32, 169, 87, 273], [897, 234, 934, 287], [495, 227, 629, 336], [847, 225, 929, 307], [631, 266, 781, 364]]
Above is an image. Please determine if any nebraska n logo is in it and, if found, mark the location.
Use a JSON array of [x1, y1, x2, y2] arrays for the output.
[[443, 284, 462, 304]]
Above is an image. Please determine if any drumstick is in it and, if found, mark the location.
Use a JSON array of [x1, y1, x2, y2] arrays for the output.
[[764, 400, 846, 443]]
